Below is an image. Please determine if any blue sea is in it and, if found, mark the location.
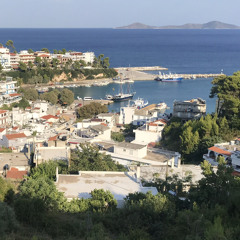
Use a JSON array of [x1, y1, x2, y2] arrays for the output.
[[1, 28, 240, 112]]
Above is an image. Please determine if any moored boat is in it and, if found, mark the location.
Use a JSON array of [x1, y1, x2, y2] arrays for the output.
[[154, 71, 183, 82]]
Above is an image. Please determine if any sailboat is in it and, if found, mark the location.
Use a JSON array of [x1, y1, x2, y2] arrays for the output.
[[106, 73, 135, 101]]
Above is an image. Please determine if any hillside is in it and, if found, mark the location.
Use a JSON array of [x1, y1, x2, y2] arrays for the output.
[[116, 21, 240, 29]]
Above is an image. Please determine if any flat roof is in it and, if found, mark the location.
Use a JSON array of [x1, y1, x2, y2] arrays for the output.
[[57, 172, 158, 200], [116, 142, 146, 150]]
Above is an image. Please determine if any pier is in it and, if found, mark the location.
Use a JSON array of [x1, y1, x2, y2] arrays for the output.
[[115, 66, 168, 71], [180, 73, 224, 79]]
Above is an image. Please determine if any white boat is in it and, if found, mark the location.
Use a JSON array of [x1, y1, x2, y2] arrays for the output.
[[156, 102, 167, 110], [132, 98, 148, 109]]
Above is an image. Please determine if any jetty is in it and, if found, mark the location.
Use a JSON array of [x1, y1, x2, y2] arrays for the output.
[[180, 73, 224, 79], [115, 66, 168, 71]]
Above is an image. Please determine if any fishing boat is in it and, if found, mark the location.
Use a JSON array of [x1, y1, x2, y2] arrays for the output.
[[154, 71, 183, 82], [132, 98, 148, 109]]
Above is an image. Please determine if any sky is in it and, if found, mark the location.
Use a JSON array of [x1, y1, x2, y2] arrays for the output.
[[0, 0, 239, 28]]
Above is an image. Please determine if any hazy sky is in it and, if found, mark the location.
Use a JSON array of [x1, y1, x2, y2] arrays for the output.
[[0, 0, 239, 28]]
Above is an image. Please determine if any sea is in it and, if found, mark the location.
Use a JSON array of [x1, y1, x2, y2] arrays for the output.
[[1, 28, 240, 113]]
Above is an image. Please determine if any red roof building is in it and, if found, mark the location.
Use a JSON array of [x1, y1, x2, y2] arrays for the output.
[[6, 167, 28, 180]]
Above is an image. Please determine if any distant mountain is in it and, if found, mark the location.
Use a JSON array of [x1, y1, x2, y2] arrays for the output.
[[116, 21, 240, 29]]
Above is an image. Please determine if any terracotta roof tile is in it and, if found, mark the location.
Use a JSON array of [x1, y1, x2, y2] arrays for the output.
[[41, 115, 59, 120], [5, 133, 26, 140], [6, 168, 28, 179], [208, 146, 232, 156], [0, 110, 7, 114]]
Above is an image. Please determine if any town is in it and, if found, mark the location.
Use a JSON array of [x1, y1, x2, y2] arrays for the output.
[[1, 44, 240, 239]]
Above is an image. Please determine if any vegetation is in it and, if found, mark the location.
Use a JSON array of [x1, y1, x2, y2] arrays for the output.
[[160, 72, 240, 163], [111, 132, 125, 142], [1, 160, 240, 239], [69, 143, 127, 172], [77, 102, 108, 119], [18, 87, 74, 106]]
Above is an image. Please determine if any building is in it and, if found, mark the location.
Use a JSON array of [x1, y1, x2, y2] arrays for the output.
[[133, 104, 163, 126], [132, 119, 167, 145], [34, 145, 71, 165], [173, 98, 206, 120], [19, 50, 35, 64], [0, 46, 11, 69], [114, 142, 147, 159], [0, 77, 18, 95], [89, 124, 111, 141], [9, 53, 20, 69], [56, 170, 158, 207], [0, 110, 9, 127], [0, 132, 27, 151], [119, 106, 135, 125]]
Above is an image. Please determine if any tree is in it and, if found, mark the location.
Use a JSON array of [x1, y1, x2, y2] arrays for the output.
[[0, 63, 3, 72], [17, 98, 30, 109], [30, 161, 68, 181], [59, 88, 74, 105], [69, 143, 126, 172], [0, 202, 18, 236], [19, 177, 67, 211], [27, 61, 34, 70], [89, 189, 117, 212], [23, 88, 38, 101], [41, 48, 50, 53], [77, 102, 108, 119], [18, 61, 27, 72], [111, 132, 125, 142], [5, 40, 15, 52], [35, 56, 41, 66], [28, 49, 34, 53], [62, 48, 66, 54], [210, 72, 240, 120], [53, 49, 58, 54]]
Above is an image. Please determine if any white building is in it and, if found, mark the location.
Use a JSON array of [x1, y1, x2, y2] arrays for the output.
[[56, 170, 158, 207], [0, 46, 11, 69], [119, 106, 135, 125], [82, 52, 95, 64], [0, 132, 27, 151], [114, 142, 147, 159], [133, 119, 167, 145], [0, 77, 18, 95]]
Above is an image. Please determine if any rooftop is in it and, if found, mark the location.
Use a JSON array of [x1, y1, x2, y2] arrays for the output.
[[5, 132, 26, 140], [116, 142, 146, 150], [209, 146, 232, 156], [57, 171, 158, 201]]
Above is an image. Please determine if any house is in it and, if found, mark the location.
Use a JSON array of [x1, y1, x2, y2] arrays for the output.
[[0, 132, 27, 151], [56, 170, 158, 207], [133, 104, 162, 126], [89, 124, 111, 141], [114, 142, 147, 159], [0, 153, 29, 175], [97, 113, 117, 127], [203, 146, 232, 166], [41, 114, 59, 123], [132, 119, 167, 145], [173, 98, 206, 120], [0, 110, 9, 127]]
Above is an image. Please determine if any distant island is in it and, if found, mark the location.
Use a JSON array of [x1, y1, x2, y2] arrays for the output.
[[116, 21, 240, 29]]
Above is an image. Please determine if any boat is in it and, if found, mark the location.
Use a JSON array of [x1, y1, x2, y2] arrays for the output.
[[111, 74, 135, 101], [132, 98, 148, 109], [156, 102, 168, 110], [105, 94, 113, 100], [112, 93, 135, 102], [154, 71, 183, 82]]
